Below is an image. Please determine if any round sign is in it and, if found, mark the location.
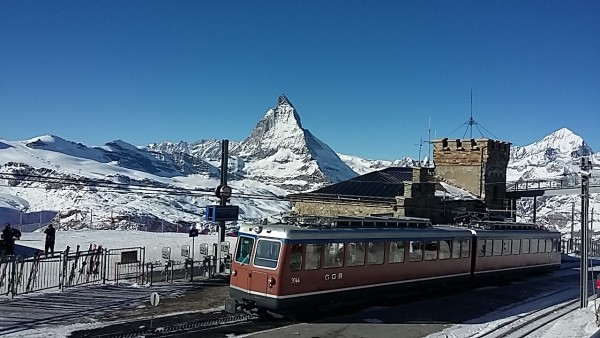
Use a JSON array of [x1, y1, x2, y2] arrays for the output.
[[150, 292, 160, 307], [219, 185, 232, 198]]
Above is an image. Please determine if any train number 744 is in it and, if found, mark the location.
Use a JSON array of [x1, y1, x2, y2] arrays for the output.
[[291, 277, 301, 284]]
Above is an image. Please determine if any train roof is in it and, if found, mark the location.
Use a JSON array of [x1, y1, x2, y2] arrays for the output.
[[237, 217, 560, 241], [238, 223, 475, 241]]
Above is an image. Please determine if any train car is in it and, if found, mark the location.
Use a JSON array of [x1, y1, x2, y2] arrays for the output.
[[227, 216, 561, 315], [472, 221, 561, 281]]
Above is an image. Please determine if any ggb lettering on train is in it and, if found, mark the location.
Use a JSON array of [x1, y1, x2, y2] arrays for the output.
[[324, 273, 343, 281]]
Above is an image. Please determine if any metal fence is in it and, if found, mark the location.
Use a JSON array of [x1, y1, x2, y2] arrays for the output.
[[0, 245, 232, 298], [0, 245, 146, 298], [562, 238, 600, 258]]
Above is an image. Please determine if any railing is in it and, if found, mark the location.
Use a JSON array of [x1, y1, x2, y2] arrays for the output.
[[0, 246, 231, 298], [507, 176, 600, 192], [561, 238, 600, 258], [0, 245, 146, 298]]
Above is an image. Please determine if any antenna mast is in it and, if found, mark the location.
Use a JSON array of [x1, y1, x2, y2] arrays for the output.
[[469, 88, 474, 138], [428, 117, 431, 167]]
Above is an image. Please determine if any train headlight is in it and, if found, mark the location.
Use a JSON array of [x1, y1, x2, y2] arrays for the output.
[[268, 277, 276, 287], [253, 226, 263, 234], [232, 269, 237, 276]]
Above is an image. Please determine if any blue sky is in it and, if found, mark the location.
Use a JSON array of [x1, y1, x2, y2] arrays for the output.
[[1, 1, 598, 161]]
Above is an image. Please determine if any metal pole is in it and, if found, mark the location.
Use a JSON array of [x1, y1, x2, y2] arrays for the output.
[[218, 140, 229, 274], [571, 201, 575, 252], [581, 172, 590, 308]]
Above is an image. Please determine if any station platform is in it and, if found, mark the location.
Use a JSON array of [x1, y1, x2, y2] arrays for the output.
[[0, 280, 213, 337]]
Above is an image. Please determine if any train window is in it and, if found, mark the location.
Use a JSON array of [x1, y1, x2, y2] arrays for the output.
[[452, 240, 461, 259], [389, 241, 405, 263], [531, 239, 539, 253], [485, 239, 493, 256], [461, 239, 470, 258], [324, 243, 344, 268], [538, 238, 546, 253], [305, 244, 322, 270], [235, 236, 255, 264], [512, 239, 520, 255], [477, 240, 485, 257], [502, 239, 511, 256], [290, 244, 303, 271], [493, 239, 502, 256], [439, 240, 451, 259], [409, 241, 423, 262], [346, 242, 366, 267], [254, 240, 281, 269], [522, 239, 530, 254], [554, 239, 560, 252], [368, 242, 385, 265], [424, 240, 439, 261], [546, 239, 553, 253]]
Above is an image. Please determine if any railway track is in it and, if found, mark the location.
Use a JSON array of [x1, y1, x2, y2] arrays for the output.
[[72, 311, 260, 338], [469, 287, 580, 338]]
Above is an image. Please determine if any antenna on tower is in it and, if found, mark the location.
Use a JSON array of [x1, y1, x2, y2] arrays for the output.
[[469, 88, 474, 138], [428, 117, 432, 167], [445, 88, 500, 140]]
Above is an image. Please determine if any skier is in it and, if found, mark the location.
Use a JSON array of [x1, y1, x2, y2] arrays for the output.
[[44, 224, 56, 254], [2, 223, 15, 255]]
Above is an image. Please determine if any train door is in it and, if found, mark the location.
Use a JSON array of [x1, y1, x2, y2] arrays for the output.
[[250, 239, 282, 294], [233, 236, 255, 290]]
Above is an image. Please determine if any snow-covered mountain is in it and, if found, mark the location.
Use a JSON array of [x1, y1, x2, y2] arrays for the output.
[[507, 128, 600, 235], [0, 95, 358, 230], [151, 95, 358, 191], [508, 127, 595, 182], [0, 94, 596, 237]]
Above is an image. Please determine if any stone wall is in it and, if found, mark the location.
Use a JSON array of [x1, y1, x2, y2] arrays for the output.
[[292, 198, 398, 218], [432, 138, 511, 210]]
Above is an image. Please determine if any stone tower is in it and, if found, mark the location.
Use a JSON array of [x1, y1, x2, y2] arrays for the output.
[[431, 138, 511, 210]]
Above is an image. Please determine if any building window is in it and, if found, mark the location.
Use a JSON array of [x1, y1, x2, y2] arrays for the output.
[[442, 138, 449, 150]]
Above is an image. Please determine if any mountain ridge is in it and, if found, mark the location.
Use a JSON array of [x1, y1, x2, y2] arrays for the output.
[[0, 97, 598, 236]]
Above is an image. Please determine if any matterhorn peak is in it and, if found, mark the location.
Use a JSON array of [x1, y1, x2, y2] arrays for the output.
[[277, 94, 294, 108], [240, 95, 305, 158]]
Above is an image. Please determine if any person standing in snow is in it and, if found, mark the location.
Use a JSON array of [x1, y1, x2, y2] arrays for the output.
[[44, 223, 56, 253], [2, 223, 15, 255]]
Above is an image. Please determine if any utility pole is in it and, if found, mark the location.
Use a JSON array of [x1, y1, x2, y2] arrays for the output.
[[580, 156, 592, 308], [218, 140, 229, 273]]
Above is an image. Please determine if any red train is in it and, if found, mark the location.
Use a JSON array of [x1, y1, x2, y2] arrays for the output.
[[226, 216, 561, 315]]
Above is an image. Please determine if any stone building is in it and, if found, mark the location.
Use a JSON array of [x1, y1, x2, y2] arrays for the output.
[[431, 138, 511, 211], [288, 166, 485, 224]]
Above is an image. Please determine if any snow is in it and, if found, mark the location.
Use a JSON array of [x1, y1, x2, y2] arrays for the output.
[[17, 229, 236, 263], [427, 301, 599, 338], [3, 230, 600, 337]]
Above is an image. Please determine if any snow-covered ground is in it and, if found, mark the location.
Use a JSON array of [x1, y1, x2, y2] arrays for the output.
[[4, 230, 600, 337], [17, 228, 236, 263], [428, 294, 599, 338]]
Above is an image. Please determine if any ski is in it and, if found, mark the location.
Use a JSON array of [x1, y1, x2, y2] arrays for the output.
[[76, 244, 93, 284], [26, 252, 41, 292], [67, 245, 81, 287]]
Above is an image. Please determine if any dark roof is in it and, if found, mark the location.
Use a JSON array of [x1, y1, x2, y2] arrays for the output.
[[294, 167, 413, 200]]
